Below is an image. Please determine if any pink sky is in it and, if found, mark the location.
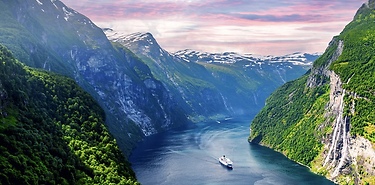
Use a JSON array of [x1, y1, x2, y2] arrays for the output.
[[61, 0, 365, 55]]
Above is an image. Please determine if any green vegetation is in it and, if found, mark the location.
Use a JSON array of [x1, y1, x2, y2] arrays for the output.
[[0, 45, 138, 184], [249, 75, 329, 165], [330, 4, 375, 140], [249, 2, 375, 183], [199, 62, 258, 91]]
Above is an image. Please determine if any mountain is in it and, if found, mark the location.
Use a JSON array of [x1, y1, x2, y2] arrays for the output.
[[174, 49, 317, 67], [106, 30, 320, 120], [0, 0, 318, 173], [249, 1, 375, 184], [0, 0, 187, 155], [174, 49, 317, 85], [0, 0, 326, 183], [0, 45, 138, 184]]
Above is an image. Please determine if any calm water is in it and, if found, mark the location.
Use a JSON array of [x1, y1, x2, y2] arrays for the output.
[[129, 116, 335, 185]]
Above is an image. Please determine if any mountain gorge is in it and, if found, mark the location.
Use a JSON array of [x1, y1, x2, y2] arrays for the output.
[[106, 30, 318, 120], [249, 1, 375, 184], [0, 0, 324, 184]]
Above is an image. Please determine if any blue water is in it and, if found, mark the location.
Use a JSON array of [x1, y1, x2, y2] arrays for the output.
[[129, 116, 335, 185]]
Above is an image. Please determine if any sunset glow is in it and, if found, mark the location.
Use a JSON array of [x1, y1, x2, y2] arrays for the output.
[[62, 0, 364, 55]]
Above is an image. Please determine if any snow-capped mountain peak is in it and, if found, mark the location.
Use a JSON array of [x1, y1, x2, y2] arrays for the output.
[[104, 30, 169, 58], [104, 30, 154, 45], [173, 49, 320, 67], [104, 30, 320, 68]]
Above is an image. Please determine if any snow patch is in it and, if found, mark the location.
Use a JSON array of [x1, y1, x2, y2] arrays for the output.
[[62, 7, 73, 21], [173, 50, 317, 67], [35, 0, 43, 5], [51, 0, 58, 9]]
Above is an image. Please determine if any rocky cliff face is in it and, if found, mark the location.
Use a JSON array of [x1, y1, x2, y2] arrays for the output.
[[312, 38, 375, 183], [106, 30, 319, 120], [250, 1, 375, 184], [308, 38, 354, 181], [306, 38, 343, 88], [0, 0, 187, 155], [0, 0, 314, 156], [109, 32, 236, 118]]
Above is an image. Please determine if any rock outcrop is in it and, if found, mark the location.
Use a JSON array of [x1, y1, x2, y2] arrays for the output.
[[318, 62, 375, 184], [306, 38, 343, 88]]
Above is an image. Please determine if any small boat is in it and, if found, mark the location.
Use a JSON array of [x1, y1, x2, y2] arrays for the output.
[[219, 155, 233, 168]]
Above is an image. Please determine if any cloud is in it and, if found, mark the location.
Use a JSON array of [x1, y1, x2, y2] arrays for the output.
[[61, 0, 366, 55]]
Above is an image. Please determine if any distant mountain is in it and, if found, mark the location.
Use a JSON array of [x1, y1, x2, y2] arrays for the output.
[[0, 0, 320, 173], [174, 49, 318, 84], [105, 30, 320, 120], [249, 1, 375, 184], [0, 1, 324, 183], [174, 49, 317, 66], [0, 45, 138, 184]]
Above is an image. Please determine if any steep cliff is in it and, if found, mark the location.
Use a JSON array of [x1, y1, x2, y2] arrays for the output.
[[0, 0, 187, 155], [0, 0, 316, 158], [249, 1, 375, 184], [107, 31, 318, 120]]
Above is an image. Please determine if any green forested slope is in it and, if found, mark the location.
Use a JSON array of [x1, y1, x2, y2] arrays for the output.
[[0, 45, 138, 185], [249, 75, 329, 165], [249, 1, 375, 184], [330, 3, 375, 140]]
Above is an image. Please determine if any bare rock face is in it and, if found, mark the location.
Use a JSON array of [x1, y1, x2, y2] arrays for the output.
[[0, 0, 188, 155], [314, 38, 375, 184], [348, 136, 375, 183], [322, 71, 375, 183], [306, 39, 343, 88], [306, 38, 349, 181], [322, 70, 352, 180]]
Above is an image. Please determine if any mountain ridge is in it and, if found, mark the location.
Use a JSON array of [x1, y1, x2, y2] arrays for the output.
[[106, 29, 320, 121], [174, 49, 319, 65], [0, 1, 327, 183], [104, 29, 320, 67], [0, 0, 188, 155]]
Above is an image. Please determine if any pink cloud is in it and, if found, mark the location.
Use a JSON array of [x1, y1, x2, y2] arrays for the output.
[[233, 1, 363, 23], [62, 1, 195, 21], [62, 0, 363, 24], [158, 33, 325, 55], [61, 0, 366, 55]]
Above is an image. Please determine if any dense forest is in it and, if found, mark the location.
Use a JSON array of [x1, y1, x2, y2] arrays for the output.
[[0, 45, 139, 184], [249, 74, 329, 165]]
